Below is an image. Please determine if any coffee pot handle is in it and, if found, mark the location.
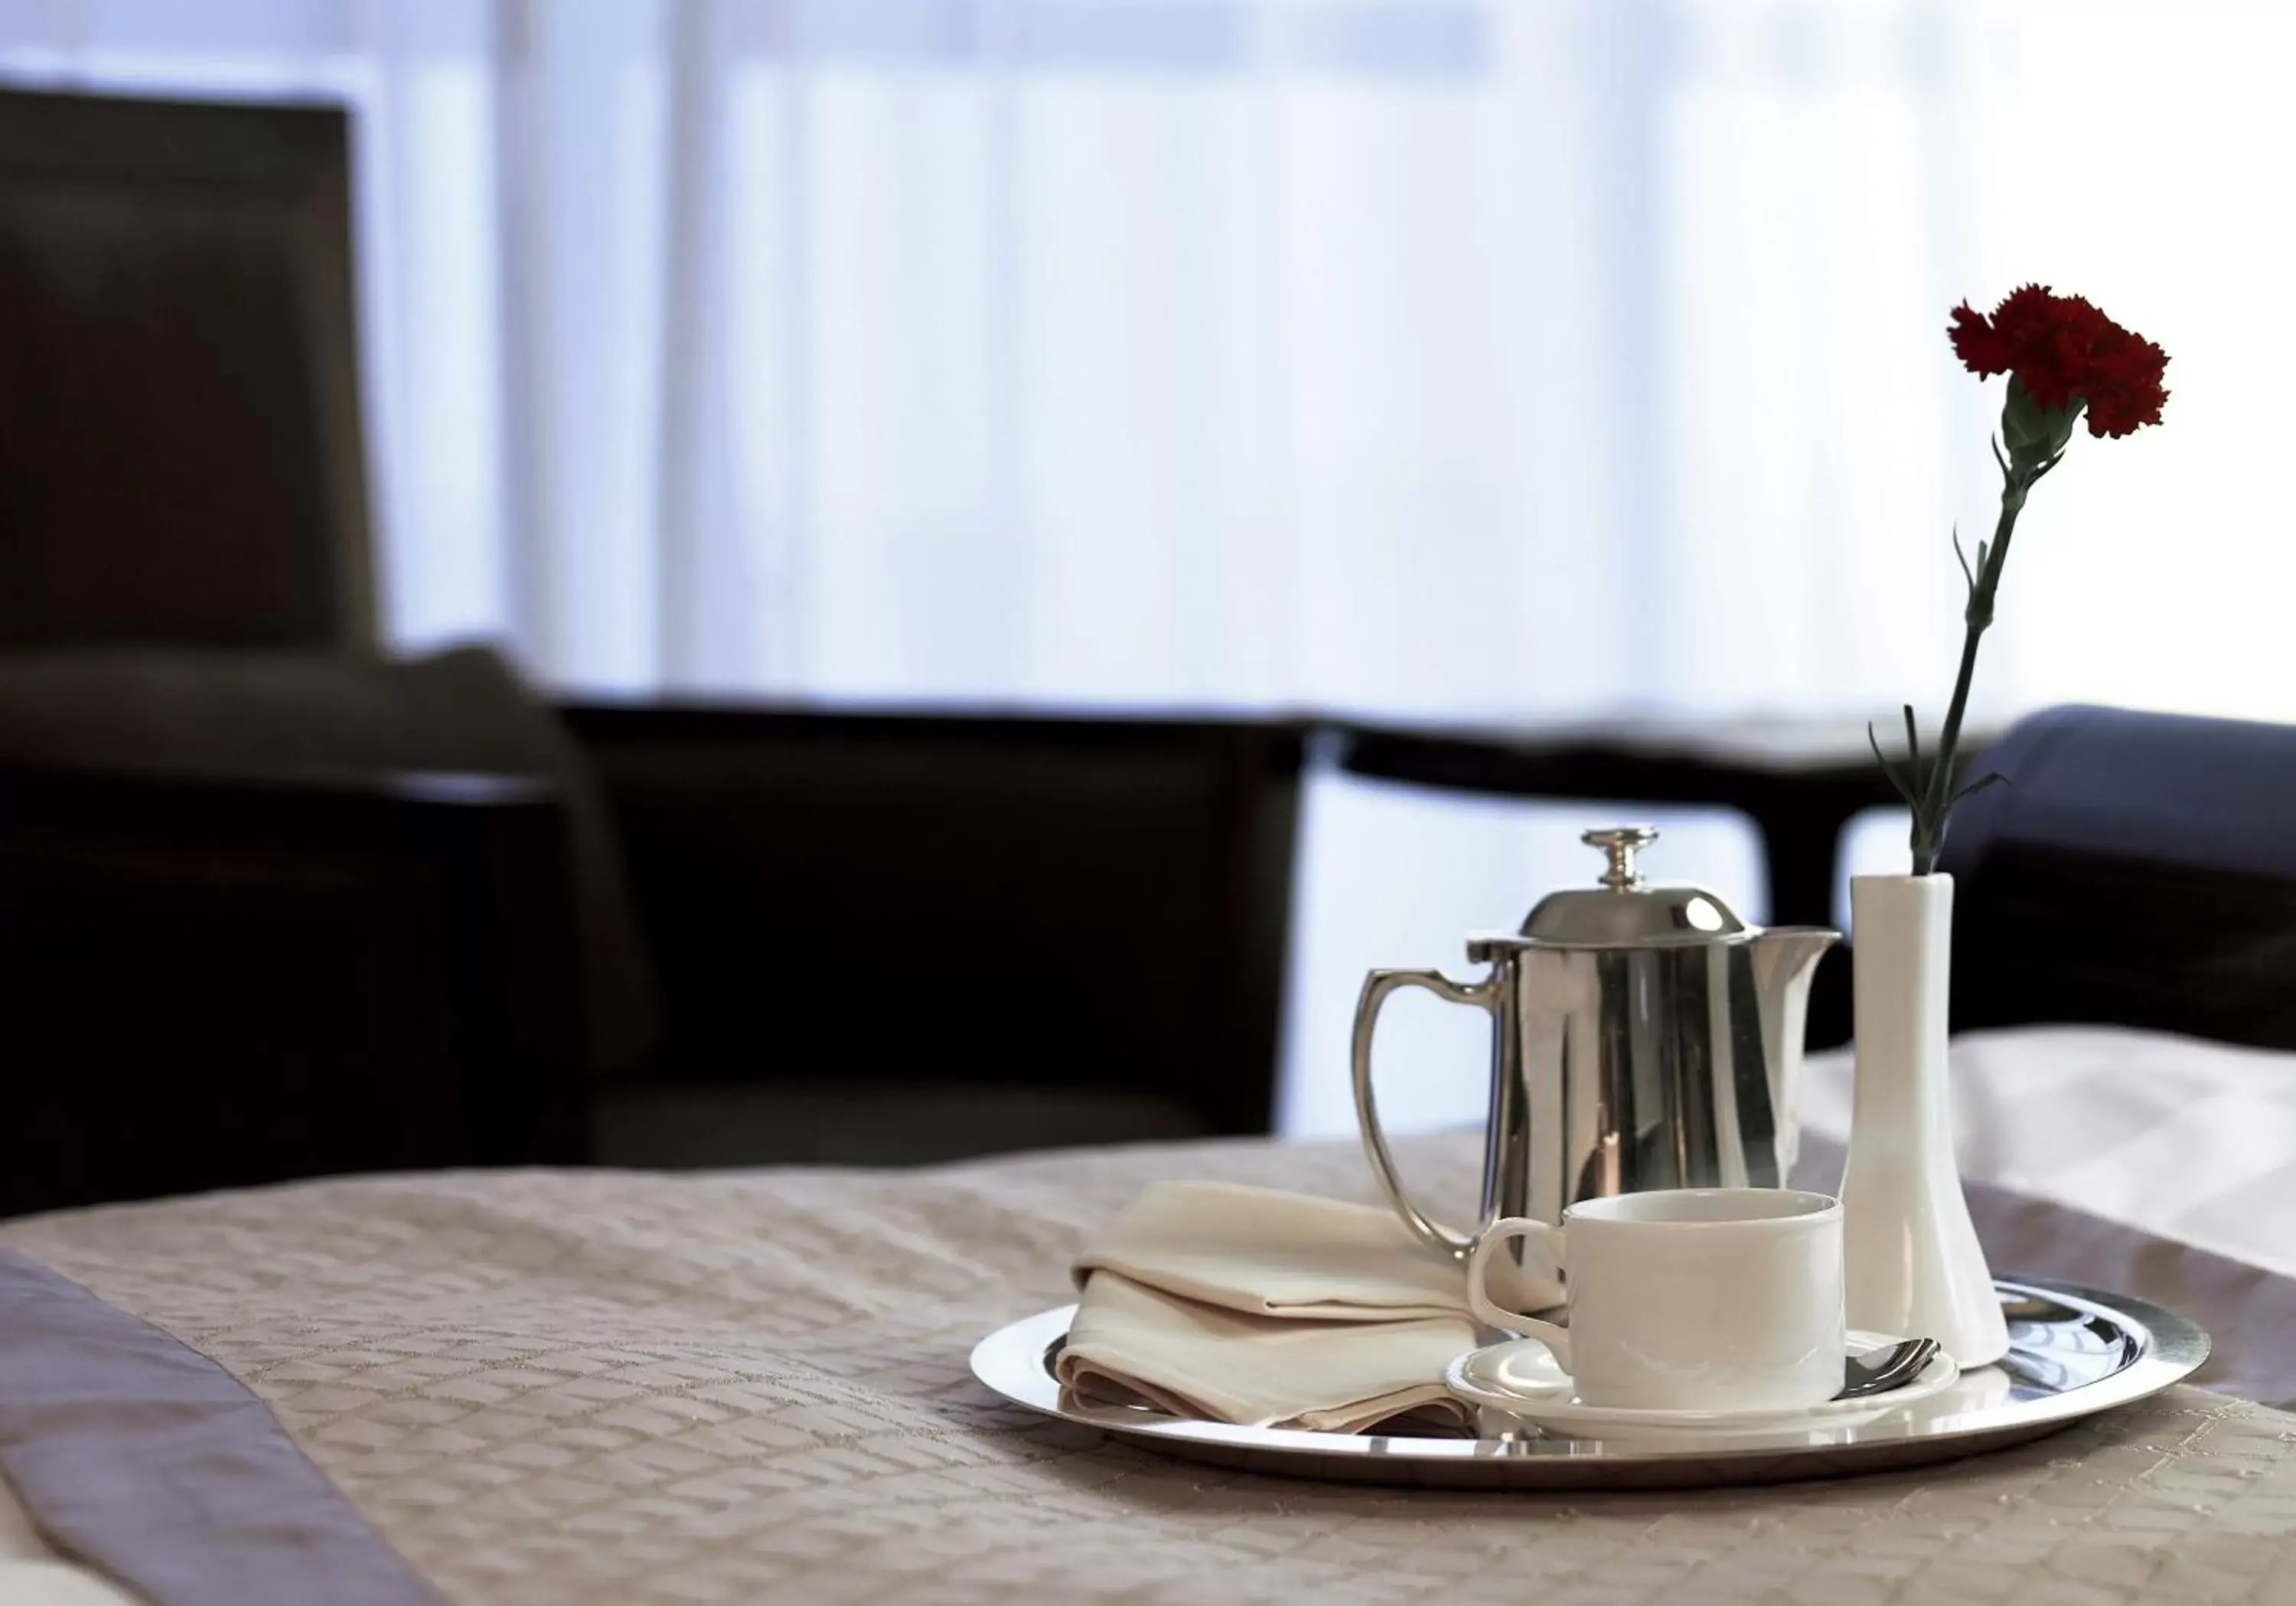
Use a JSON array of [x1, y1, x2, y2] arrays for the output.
[[1352, 967, 1501, 1261]]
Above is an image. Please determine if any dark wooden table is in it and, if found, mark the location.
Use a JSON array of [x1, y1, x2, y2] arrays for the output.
[[1327, 714, 1974, 929]]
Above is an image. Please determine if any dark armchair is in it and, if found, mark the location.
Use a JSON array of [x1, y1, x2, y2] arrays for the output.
[[576, 705, 1306, 1167], [0, 762, 591, 1216], [1940, 703, 2296, 1048], [0, 83, 1314, 1212], [0, 694, 1306, 1214], [0, 87, 373, 650]]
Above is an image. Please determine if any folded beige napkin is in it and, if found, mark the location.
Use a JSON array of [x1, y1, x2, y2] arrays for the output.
[[1058, 1180, 1480, 1434]]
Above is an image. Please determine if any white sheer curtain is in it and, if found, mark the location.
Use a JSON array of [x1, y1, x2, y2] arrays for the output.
[[1, 0, 1978, 716], [6, 0, 2275, 720], [5, 0, 2289, 1133]]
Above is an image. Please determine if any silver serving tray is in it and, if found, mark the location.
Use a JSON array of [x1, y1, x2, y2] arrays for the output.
[[969, 1277, 2209, 1490]]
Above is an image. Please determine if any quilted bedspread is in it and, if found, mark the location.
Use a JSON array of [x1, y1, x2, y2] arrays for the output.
[[6, 1123, 2296, 1605]]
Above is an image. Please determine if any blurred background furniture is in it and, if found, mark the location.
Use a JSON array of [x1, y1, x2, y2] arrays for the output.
[[7, 84, 2296, 1216], [0, 85, 643, 1213], [0, 702, 1307, 1215], [1326, 716, 1931, 1051], [0, 762, 590, 1217], [0, 83, 1313, 1209], [1316, 701, 2296, 1059], [1331, 716, 1915, 932], [1939, 703, 2296, 1049], [578, 706, 1307, 1167], [0, 87, 371, 650]]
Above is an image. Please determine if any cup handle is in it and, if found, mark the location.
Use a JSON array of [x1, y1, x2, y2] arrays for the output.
[[1351, 967, 1499, 1260], [1466, 1216, 1572, 1372]]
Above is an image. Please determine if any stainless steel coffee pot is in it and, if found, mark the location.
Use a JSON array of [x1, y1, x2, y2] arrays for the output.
[[1352, 826, 1840, 1271]]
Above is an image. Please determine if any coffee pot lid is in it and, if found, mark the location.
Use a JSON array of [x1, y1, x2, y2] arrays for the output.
[[1519, 827, 1748, 945]]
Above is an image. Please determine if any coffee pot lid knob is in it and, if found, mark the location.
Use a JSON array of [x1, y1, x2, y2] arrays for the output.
[[1512, 824, 1747, 945], [1582, 825, 1658, 891]]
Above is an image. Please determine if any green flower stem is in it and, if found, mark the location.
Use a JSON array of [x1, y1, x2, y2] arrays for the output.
[[1910, 482, 2022, 873], [1900, 375, 2077, 873]]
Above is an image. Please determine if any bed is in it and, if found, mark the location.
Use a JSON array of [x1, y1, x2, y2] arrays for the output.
[[6, 1026, 2296, 1605]]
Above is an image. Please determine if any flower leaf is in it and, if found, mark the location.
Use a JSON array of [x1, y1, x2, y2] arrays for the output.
[[1867, 720, 1921, 808], [1949, 770, 2014, 808], [1952, 525, 1975, 595]]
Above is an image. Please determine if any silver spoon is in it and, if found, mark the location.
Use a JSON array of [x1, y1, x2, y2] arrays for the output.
[[1835, 1337, 1942, 1400]]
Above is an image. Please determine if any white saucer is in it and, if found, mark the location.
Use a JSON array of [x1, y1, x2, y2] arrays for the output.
[[1443, 1330, 1961, 1440]]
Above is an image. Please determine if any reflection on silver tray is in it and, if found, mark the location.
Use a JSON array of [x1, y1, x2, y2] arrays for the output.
[[968, 1278, 2209, 1490]]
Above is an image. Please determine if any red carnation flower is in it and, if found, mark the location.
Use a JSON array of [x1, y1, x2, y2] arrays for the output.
[[1948, 284, 2168, 438], [1887, 283, 2169, 876]]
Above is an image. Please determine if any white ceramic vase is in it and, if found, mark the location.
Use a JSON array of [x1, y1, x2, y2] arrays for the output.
[[1838, 873, 2010, 1367]]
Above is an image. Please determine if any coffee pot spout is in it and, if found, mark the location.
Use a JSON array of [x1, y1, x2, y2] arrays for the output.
[[1751, 925, 1841, 1000], [1750, 925, 1842, 1168]]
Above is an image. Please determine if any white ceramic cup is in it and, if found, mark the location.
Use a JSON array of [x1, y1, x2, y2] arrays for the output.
[[1465, 1187, 1847, 1412]]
